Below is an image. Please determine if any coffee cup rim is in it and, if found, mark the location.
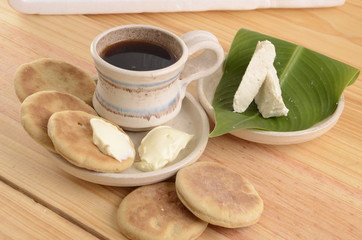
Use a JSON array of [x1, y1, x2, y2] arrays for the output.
[[90, 24, 188, 78]]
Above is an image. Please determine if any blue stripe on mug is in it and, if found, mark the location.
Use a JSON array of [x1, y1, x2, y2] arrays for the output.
[[95, 90, 180, 115], [96, 68, 180, 88]]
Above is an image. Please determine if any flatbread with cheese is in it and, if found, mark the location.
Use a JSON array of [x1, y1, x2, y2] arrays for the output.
[[47, 110, 134, 172]]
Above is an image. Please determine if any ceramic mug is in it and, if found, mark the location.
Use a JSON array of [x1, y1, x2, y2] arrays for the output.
[[91, 25, 224, 131]]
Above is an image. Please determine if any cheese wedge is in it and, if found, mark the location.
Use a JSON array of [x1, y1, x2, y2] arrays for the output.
[[233, 40, 276, 113], [255, 67, 289, 118]]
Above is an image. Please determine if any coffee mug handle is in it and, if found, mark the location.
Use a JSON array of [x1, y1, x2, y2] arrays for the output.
[[179, 30, 224, 89]]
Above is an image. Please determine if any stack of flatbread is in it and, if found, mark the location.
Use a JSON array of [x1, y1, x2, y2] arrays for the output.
[[15, 58, 135, 173]]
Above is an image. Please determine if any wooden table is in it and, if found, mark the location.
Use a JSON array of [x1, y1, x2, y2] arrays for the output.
[[1, 0, 361, 239]]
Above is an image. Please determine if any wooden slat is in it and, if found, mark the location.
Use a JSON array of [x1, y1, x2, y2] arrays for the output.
[[0, 181, 99, 240]]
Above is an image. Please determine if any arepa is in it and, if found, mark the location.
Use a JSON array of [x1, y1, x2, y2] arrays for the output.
[[176, 161, 264, 228], [47, 110, 135, 173], [117, 182, 208, 240], [20, 90, 97, 152], [14, 58, 95, 105]]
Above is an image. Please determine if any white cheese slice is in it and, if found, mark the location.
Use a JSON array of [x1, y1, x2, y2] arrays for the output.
[[90, 118, 135, 162], [233, 40, 276, 113], [135, 126, 193, 172], [255, 67, 289, 118]]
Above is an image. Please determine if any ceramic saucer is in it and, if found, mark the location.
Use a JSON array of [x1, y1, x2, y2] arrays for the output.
[[53, 92, 209, 186], [197, 67, 344, 145]]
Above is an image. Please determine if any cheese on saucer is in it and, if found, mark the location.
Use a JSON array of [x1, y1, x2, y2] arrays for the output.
[[135, 126, 193, 172]]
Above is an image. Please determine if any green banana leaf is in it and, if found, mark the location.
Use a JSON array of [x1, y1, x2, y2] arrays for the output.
[[210, 29, 360, 137]]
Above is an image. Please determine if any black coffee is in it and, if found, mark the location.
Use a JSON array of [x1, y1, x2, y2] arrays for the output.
[[101, 40, 177, 71]]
